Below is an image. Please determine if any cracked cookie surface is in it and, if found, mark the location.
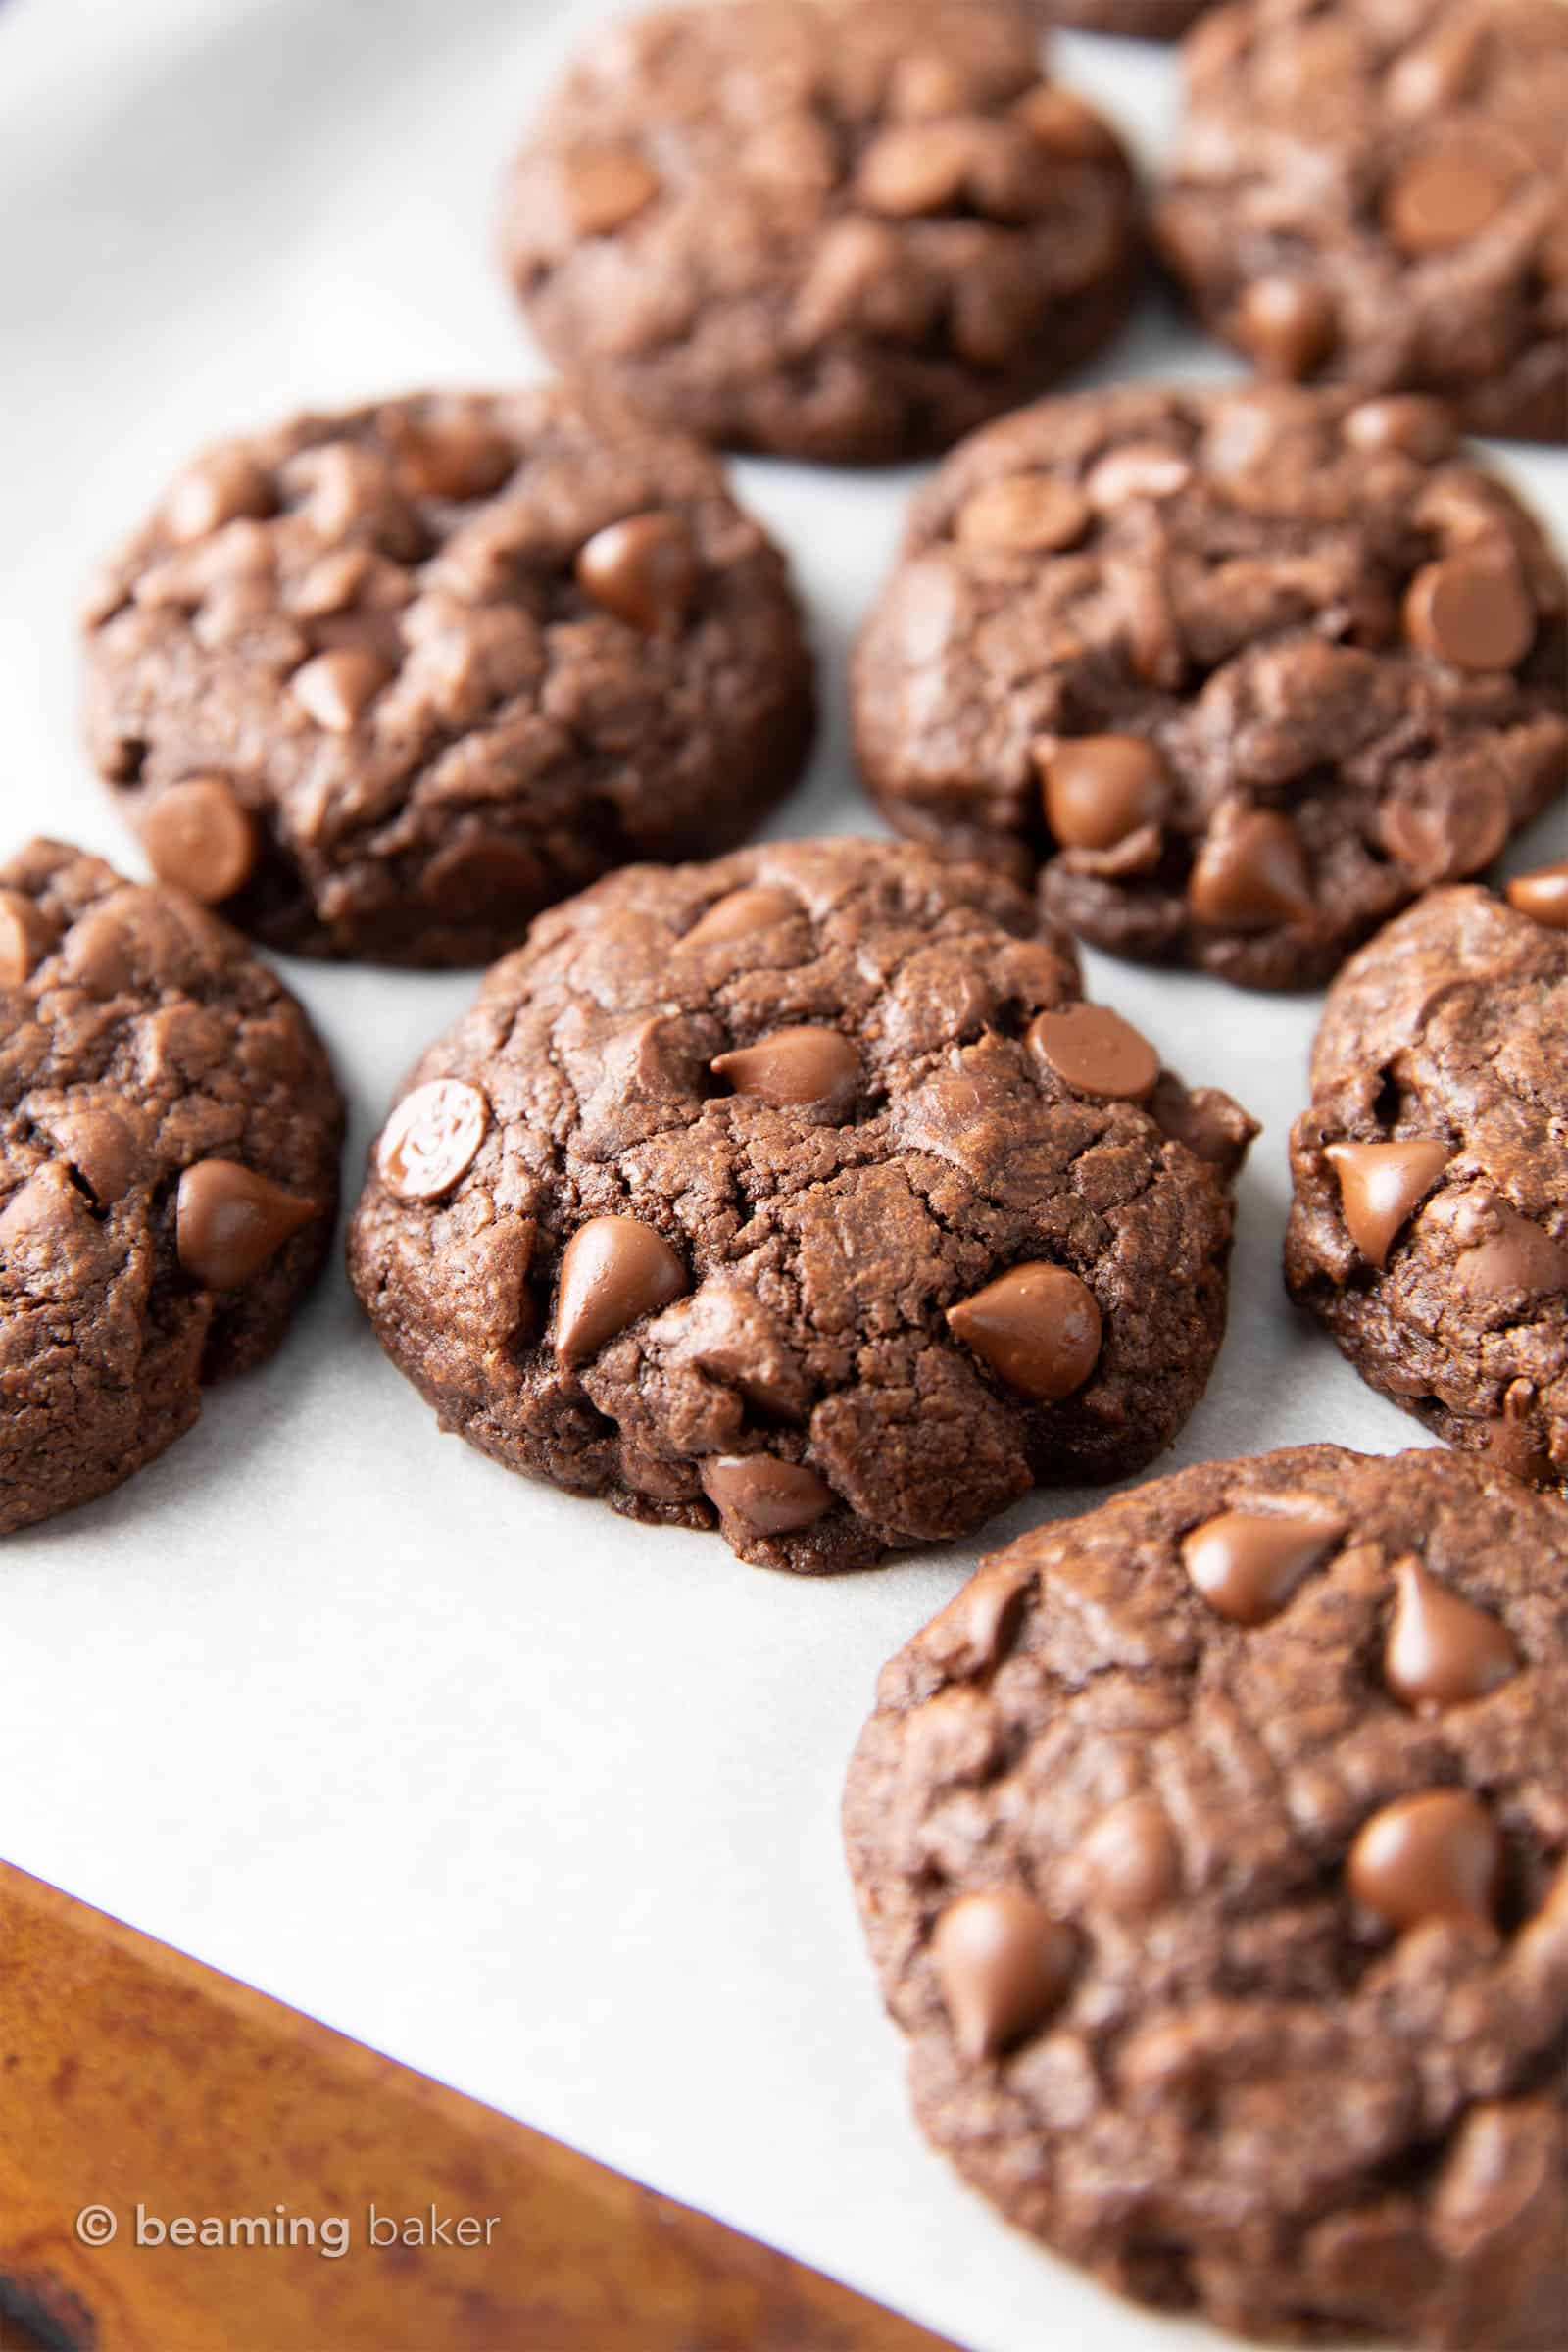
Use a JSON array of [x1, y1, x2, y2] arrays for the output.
[[1287, 882, 1568, 1492], [347, 837, 1255, 1572], [82, 388, 814, 965], [0, 839, 343, 1535], [844, 1443, 1568, 2347], [1155, 0, 1568, 442], [499, 0, 1139, 464], [852, 381, 1566, 989]]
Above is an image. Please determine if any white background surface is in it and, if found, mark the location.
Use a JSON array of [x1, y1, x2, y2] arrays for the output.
[[0, 4, 1563, 2347]]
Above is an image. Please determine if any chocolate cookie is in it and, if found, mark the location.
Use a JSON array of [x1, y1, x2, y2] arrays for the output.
[[0, 839, 343, 1535], [81, 389, 814, 965], [1286, 877, 1568, 1492], [1156, 0, 1568, 442], [347, 837, 1255, 1572], [852, 381, 1567, 990], [498, 0, 1139, 465], [844, 1443, 1568, 2348]]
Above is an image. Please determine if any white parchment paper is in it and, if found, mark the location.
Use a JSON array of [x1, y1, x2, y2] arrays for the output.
[[1, 3, 1563, 2345]]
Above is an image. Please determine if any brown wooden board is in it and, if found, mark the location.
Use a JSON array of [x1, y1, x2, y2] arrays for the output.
[[0, 1861, 958, 2352]]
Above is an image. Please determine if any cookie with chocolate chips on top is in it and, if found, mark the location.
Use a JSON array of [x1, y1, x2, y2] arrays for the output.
[[81, 388, 814, 965], [1156, 0, 1568, 441], [1287, 876, 1568, 1490], [499, 0, 1139, 464], [853, 380, 1566, 989], [0, 839, 343, 1535], [347, 837, 1256, 1572], [844, 1443, 1568, 2348]]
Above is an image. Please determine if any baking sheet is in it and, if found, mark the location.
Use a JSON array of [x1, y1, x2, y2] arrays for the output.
[[1, 3, 1564, 2346]]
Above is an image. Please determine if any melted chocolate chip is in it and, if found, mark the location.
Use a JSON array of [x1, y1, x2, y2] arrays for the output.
[[1234, 275, 1336, 377], [376, 1079, 490, 1203], [685, 886, 800, 947], [1038, 736, 1166, 853], [139, 777, 258, 906], [1403, 557, 1535, 672], [1384, 1558, 1518, 1715], [0, 888, 41, 986], [711, 1025, 859, 1112], [1505, 858, 1568, 931], [1384, 148, 1511, 257], [699, 1452, 834, 1536], [553, 1214, 688, 1366], [1347, 1788, 1503, 1933], [1027, 1004, 1159, 1102], [1325, 1137, 1452, 1269], [930, 1889, 1077, 2061], [956, 474, 1092, 554], [1188, 809, 1313, 930], [1078, 1797, 1179, 1918], [1181, 1500, 1345, 1625], [175, 1159, 318, 1288], [291, 645, 392, 731], [947, 1263, 1102, 1405], [576, 513, 699, 636]]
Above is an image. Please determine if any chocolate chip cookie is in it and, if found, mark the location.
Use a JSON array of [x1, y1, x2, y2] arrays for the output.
[[1156, 0, 1568, 442], [1287, 878, 1568, 1492], [0, 839, 343, 1535], [498, 0, 1139, 465], [852, 381, 1567, 990], [81, 389, 814, 965], [347, 837, 1255, 1572], [844, 1442, 1568, 2347]]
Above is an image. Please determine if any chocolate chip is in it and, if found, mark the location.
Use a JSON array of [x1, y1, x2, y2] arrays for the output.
[[956, 475, 1092, 554], [0, 888, 42, 986], [51, 1106, 141, 1206], [711, 1025, 859, 1111], [1077, 1798, 1179, 1918], [291, 646, 392, 731], [1180, 1500, 1345, 1625], [1233, 275, 1336, 378], [919, 1561, 1032, 1676], [391, 416, 515, 503], [139, 777, 258, 906], [1347, 1789, 1503, 1934], [858, 121, 974, 217], [684, 885, 800, 947], [562, 142, 660, 235], [1013, 84, 1119, 162], [1384, 148, 1511, 257], [418, 836, 545, 916], [930, 1889, 1077, 2061], [1403, 556, 1535, 671], [375, 1079, 489, 1202], [1379, 771, 1511, 885], [553, 1214, 687, 1366], [1027, 1004, 1159, 1102], [1325, 1138, 1452, 1269], [1187, 808, 1313, 930], [699, 1452, 834, 1536], [1384, 1558, 1518, 1716], [1343, 397, 1456, 461], [175, 1158, 318, 1288], [1037, 736, 1166, 853], [1084, 444, 1193, 508], [575, 513, 699, 637], [1505, 858, 1568, 930], [164, 449, 274, 543], [947, 1263, 1102, 1405], [1453, 1200, 1568, 1301]]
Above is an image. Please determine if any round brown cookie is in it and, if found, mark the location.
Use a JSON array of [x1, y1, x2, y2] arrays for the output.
[[81, 389, 814, 966], [1156, 0, 1568, 443], [844, 1443, 1568, 2348], [1286, 879, 1568, 1491], [852, 380, 1567, 990], [0, 839, 343, 1536], [498, 0, 1140, 466], [347, 837, 1255, 1572]]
